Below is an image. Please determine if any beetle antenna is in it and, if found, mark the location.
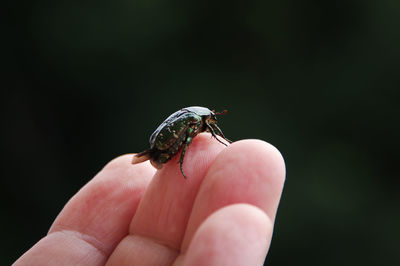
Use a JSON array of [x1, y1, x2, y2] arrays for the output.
[[215, 110, 227, 116]]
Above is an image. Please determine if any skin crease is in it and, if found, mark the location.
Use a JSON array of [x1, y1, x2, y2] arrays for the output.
[[14, 133, 285, 266]]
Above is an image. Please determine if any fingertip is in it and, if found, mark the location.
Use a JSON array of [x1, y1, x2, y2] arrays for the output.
[[225, 139, 286, 183], [211, 139, 286, 208]]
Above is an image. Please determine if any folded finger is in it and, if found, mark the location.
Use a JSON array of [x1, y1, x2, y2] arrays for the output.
[[14, 155, 154, 265], [180, 204, 272, 266]]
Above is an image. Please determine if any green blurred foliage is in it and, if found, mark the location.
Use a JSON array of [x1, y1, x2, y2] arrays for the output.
[[3, 0, 399, 265]]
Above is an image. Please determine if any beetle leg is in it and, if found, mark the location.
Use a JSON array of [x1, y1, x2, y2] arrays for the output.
[[206, 123, 232, 146], [213, 124, 232, 143], [179, 126, 197, 179], [179, 141, 191, 179]]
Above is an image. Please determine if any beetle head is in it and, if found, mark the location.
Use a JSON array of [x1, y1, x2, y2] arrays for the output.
[[209, 109, 227, 123]]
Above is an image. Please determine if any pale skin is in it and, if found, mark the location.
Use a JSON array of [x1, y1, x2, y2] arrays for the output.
[[14, 134, 286, 266]]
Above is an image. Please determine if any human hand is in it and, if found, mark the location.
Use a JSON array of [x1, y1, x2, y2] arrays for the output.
[[14, 134, 285, 266]]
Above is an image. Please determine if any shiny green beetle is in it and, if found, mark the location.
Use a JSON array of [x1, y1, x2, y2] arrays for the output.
[[132, 106, 231, 178]]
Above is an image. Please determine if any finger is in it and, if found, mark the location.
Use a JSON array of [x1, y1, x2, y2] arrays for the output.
[[178, 204, 272, 266], [14, 155, 155, 266], [130, 133, 227, 248], [182, 139, 286, 251], [105, 133, 226, 265]]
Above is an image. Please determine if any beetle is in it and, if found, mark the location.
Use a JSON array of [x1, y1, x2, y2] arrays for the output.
[[132, 106, 231, 178]]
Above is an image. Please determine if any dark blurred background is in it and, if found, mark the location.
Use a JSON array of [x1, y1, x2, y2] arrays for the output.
[[3, 0, 399, 265]]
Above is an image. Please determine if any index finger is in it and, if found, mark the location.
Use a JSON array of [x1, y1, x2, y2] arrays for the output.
[[130, 133, 227, 249], [182, 139, 286, 251]]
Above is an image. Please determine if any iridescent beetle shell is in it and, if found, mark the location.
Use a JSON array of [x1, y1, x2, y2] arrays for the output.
[[132, 106, 231, 178]]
